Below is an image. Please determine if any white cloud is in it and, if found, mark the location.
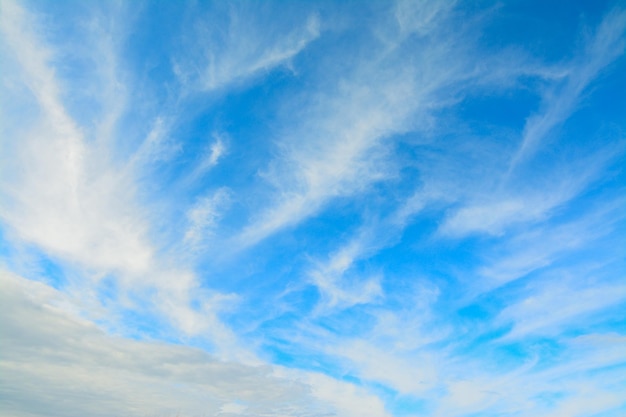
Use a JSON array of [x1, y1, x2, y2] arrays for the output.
[[0, 0, 153, 276], [233, 5, 470, 249], [197, 133, 227, 173], [438, 133, 623, 238], [338, 341, 438, 395], [0, 269, 391, 417], [445, 379, 501, 411], [178, 132, 229, 191], [312, 270, 383, 314], [2, 2, 625, 417], [508, 9, 626, 171], [497, 279, 626, 341], [308, 229, 384, 313], [174, 3, 320, 93], [302, 372, 391, 417], [476, 197, 625, 288], [237, 79, 414, 247], [394, 0, 455, 37], [0, 272, 325, 416], [275, 282, 445, 397], [436, 334, 626, 417], [231, 1, 612, 252], [184, 187, 231, 248], [0, 0, 238, 355]]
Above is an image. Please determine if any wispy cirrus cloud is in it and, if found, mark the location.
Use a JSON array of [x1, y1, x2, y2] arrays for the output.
[[237, 4, 626, 314], [0, 0, 239, 357], [438, 142, 622, 238], [508, 8, 626, 172], [232, 3, 469, 250], [184, 187, 231, 249], [1, 1, 625, 416], [174, 2, 320, 93], [0, 0, 152, 276], [494, 263, 626, 341], [0, 270, 389, 417]]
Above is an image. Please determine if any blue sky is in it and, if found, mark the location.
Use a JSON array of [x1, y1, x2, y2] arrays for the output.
[[1, 0, 625, 416]]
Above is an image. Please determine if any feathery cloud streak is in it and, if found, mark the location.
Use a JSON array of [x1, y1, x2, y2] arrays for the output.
[[1, 1, 625, 416]]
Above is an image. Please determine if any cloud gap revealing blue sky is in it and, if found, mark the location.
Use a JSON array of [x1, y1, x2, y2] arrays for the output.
[[0, 1, 625, 416]]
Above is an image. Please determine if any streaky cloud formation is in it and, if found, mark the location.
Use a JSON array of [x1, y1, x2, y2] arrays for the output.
[[1, 1, 625, 416], [0, 270, 387, 417], [509, 8, 626, 171]]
